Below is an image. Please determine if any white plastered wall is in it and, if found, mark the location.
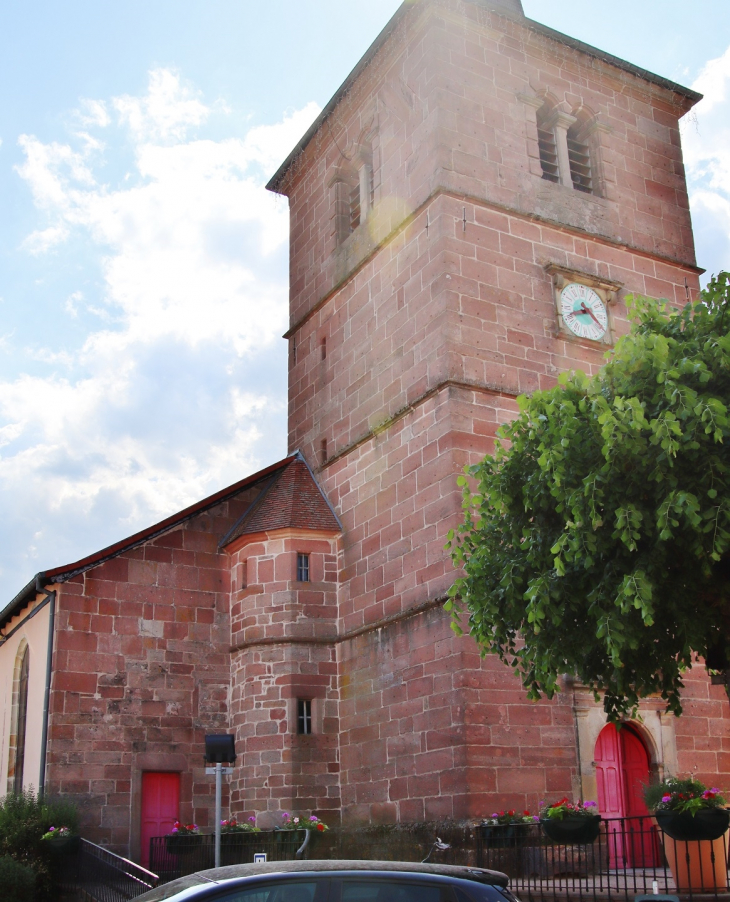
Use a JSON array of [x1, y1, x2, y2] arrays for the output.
[[0, 597, 52, 793]]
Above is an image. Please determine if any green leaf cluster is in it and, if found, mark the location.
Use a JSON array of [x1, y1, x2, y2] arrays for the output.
[[0, 789, 79, 901], [446, 274, 730, 721]]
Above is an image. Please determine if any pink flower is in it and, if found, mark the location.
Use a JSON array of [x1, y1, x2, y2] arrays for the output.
[[662, 795, 672, 804], [248, 816, 256, 824]]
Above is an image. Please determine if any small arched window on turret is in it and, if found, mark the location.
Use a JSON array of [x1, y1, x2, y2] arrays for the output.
[[536, 101, 560, 185], [567, 115, 593, 194]]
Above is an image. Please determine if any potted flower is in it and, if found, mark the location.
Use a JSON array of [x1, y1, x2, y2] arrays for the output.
[[540, 798, 601, 844], [219, 816, 261, 865], [644, 775, 729, 891], [644, 776, 729, 841], [41, 825, 80, 855], [274, 812, 328, 856], [165, 821, 202, 856], [480, 810, 539, 848]]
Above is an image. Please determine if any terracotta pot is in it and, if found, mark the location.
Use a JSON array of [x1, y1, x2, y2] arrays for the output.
[[541, 815, 601, 845], [657, 830, 729, 891]]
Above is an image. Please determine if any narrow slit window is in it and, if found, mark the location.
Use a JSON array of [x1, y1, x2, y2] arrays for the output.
[[536, 104, 560, 184], [291, 336, 296, 363], [14, 646, 29, 793], [297, 553, 310, 583], [320, 438, 327, 465], [567, 123, 593, 194], [321, 338, 327, 361], [297, 699, 312, 735]]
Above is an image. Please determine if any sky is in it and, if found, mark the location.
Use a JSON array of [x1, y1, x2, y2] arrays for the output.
[[1, 0, 729, 599]]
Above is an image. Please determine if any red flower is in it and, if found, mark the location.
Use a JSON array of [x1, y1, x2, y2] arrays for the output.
[[317, 823, 325, 831]]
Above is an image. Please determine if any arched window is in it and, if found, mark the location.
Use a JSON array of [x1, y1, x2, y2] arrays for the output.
[[567, 116, 593, 194], [536, 101, 560, 184], [8, 643, 30, 794]]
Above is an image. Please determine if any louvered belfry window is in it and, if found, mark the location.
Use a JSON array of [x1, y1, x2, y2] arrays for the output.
[[349, 182, 361, 232], [567, 121, 593, 193]]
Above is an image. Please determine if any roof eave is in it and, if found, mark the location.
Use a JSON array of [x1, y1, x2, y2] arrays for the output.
[[2, 455, 297, 629], [265, 2, 414, 194], [0, 574, 43, 634]]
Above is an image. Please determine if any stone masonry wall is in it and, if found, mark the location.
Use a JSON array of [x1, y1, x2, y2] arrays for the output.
[[228, 530, 341, 827], [281, 0, 698, 334], [278, 0, 711, 828], [46, 491, 257, 858]]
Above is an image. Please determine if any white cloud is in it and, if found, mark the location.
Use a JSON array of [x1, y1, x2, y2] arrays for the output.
[[113, 68, 210, 142], [683, 44, 730, 279], [0, 69, 318, 593]]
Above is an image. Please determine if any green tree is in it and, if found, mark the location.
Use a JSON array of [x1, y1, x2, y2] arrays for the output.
[[447, 274, 730, 721]]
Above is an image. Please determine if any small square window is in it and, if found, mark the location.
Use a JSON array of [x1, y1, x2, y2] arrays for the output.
[[297, 698, 312, 735], [297, 553, 310, 582]]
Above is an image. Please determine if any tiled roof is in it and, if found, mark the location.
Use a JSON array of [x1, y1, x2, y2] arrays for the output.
[[220, 456, 341, 547], [1, 452, 340, 630]]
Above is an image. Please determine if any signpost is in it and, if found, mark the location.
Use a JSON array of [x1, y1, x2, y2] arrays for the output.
[[204, 734, 237, 869]]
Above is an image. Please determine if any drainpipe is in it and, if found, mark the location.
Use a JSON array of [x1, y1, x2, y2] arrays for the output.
[[36, 574, 55, 798]]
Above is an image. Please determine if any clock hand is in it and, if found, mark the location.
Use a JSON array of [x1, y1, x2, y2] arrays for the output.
[[578, 303, 602, 327]]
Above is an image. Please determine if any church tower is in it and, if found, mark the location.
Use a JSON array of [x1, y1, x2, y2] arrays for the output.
[[267, 0, 711, 825]]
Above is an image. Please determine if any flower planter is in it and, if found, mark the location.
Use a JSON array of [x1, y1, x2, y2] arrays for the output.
[[655, 808, 730, 842], [43, 834, 80, 855], [165, 834, 203, 856], [541, 815, 601, 845], [274, 828, 308, 857], [480, 824, 530, 849], [220, 832, 259, 866]]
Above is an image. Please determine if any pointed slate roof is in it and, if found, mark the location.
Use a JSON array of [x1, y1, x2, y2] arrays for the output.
[[219, 455, 341, 548]]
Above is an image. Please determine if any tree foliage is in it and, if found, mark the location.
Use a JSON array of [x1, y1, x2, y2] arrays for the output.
[[446, 274, 730, 721]]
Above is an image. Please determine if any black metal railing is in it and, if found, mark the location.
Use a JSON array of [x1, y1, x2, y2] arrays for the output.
[[476, 816, 730, 902], [150, 830, 310, 885], [56, 838, 158, 902]]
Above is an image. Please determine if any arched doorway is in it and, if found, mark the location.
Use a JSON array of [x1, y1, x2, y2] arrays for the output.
[[595, 723, 659, 867]]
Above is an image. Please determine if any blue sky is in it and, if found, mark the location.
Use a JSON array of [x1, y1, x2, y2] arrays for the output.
[[1, 0, 729, 598]]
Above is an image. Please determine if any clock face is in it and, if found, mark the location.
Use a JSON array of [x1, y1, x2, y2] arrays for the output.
[[560, 283, 608, 341]]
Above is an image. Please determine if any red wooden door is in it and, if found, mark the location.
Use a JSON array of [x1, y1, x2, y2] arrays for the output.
[[141, 772, 180, 868], [595, 724, 658, 867]]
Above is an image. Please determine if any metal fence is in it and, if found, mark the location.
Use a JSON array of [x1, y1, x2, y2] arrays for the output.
[[56, 837, 158, 902], [150, 830, 310, 885], [476, 816, 730, 902]]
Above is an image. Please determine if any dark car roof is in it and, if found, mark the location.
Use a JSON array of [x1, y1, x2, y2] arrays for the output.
[[136, 859, 510, 902]]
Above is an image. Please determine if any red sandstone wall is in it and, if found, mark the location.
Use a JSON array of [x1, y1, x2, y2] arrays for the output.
[[46, 492, 256, 857], [280, 0, 698, 332], [279, 0, 709, 826], [228, 530, 342, 826], [338, 609, 577, 825]]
